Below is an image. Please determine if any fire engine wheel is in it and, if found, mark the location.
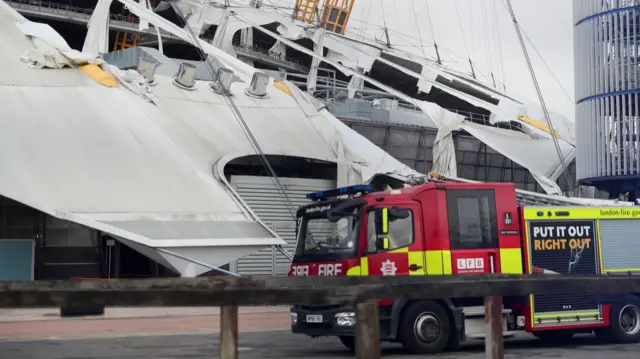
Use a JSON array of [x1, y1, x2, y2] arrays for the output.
[[337, 336, 355, 352], [596, 295, 640, 343], [398, 301, 451, 354]]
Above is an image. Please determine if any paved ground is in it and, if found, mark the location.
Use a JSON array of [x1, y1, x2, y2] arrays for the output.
[[1, 331, 639, 359], [0, 308, 639, 358], [0, 307, 290, 341]]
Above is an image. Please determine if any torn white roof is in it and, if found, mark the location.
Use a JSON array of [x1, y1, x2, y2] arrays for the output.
[[461, 121, 576, 195], [165, 0, 575, 148], [0, 0, 419, 276]]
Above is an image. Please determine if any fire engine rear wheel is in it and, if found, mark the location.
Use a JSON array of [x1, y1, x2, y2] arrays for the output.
[[398, 301, 451, 354], [596, 295, 640, 343]]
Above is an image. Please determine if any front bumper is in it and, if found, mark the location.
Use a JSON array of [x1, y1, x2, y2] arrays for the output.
[[290, 305, 356, 336]]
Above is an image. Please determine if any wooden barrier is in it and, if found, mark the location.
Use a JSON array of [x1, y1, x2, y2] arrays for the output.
[[1, 274, 639, 359]]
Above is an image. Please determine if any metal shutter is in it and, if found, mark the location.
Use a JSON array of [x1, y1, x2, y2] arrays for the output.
[[230, 175, 336, 276]]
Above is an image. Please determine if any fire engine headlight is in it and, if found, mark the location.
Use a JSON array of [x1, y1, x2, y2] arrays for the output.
[[335, 312, 356, 327], [291, 313, 298, 325]]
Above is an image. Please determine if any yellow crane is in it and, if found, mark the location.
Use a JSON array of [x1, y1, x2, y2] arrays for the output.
[[113, 0, 157, 51], [294, 0, 355, 35]]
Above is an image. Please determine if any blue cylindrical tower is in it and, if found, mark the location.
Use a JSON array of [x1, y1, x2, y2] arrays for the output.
[[574, 0, 640, 200]]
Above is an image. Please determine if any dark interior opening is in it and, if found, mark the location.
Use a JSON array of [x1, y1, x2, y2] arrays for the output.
[[224, 154, 337, 181]]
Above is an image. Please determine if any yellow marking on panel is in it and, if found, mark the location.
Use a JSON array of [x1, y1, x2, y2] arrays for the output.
[[517, 114, 561, 139], [499, 248, 523, 274], [388, 247, 409, 253], [534, 311, 600, 319], [408, 251, 426, 276], [522, 207, 640, 220], [273, 80, 292, 96], [382, 208, 388, 233], [360, 257, 369, 276], [596, 219, 604, 272], [522, 219, 535, 327], [603, 268, 640, 273], [425, 250, 444, 275], [346, 265, 360, 276], [78, 64, 118, 87], [442, 250, 452, 275]]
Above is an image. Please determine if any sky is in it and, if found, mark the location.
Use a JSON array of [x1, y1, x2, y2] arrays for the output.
[[341, 0, 576, 120]]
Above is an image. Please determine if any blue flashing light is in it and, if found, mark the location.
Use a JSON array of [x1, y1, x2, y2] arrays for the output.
[[306, 184, 374, 201]]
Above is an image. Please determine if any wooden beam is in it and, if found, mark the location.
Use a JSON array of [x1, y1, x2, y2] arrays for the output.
[[355, 301, 380, 359], [484, 296, 504, 359], [220, 306, 238, 359], [0, 274, 638, 307]]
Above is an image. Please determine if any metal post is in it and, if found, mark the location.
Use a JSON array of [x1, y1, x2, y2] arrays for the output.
[[484, 296, 504, 359], [220, 306, 238, 359], [272, 245, 276, 276], [355, 301, 380, 359]]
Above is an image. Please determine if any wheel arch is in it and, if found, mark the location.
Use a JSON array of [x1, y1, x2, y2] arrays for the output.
[[389, 299, 463, 343]]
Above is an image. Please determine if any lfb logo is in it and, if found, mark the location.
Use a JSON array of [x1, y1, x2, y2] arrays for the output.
[[457, 258, 484, 271]]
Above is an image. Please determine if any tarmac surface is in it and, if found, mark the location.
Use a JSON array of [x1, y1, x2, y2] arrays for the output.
[[0, 307, 639, 358]]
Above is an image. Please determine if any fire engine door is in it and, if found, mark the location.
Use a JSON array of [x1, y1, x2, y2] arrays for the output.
[[362, 203, 426, 276], [445, 189, 500, 274]]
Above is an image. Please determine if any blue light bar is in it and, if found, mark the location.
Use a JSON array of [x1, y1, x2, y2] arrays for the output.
[[306, 184, 374, 201]]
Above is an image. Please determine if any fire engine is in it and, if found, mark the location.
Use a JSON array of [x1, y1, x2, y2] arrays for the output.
[[288, 177, 640, 354]]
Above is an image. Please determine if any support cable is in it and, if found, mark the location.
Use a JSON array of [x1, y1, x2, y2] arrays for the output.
[[481, 0, 497, 88], [453, 0, 476, 78], [409, 0, 428, 61], [379, 0, 391, 48], [421, 0, 441, 64], [504, 0, 574, 194], [169, 2, 297, 260], [519, 24, 574, 104], [490, 0, 507, 90]]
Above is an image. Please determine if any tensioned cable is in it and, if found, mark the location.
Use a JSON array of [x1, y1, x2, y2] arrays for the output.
[[169, 1, 302, 258], [502, 0, 575, 193], [453, 0, 476, 78], [409, 0, 427, 60], [421, 0, 441, 64], [490, 0, 507, 90], [519, 23, 574, 104]]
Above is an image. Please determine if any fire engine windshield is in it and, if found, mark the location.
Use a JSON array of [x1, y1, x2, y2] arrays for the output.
[[294, 200, 364, 260]]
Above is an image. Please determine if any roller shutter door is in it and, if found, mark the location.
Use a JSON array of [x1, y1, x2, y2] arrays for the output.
[[230, 175, 336, 275]]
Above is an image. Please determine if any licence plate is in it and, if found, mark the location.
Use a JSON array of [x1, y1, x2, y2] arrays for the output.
[[305, 314, 323, 323]]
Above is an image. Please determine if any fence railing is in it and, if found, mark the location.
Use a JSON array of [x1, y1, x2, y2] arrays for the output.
[[2, 274, 640, 359]]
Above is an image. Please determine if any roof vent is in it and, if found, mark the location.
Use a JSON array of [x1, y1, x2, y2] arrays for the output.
[[137, 57, 157, 85], [245, 72, 270, 99], [210, 68, 234, 96], [173, 62, 197, 90]]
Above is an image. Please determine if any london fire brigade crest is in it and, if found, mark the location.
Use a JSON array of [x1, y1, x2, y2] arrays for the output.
[[380, 259, 397, 276]]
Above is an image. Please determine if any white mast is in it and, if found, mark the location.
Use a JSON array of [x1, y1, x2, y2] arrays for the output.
[[504, 0, 574, 194]]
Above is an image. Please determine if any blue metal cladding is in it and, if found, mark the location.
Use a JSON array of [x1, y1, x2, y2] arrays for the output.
[[574, 0, 640, 183]]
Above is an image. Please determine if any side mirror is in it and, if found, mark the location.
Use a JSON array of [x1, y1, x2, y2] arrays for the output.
[[374, 207, 390, 251], [326, 210, 341, 222], [389, 206, 410, 220]]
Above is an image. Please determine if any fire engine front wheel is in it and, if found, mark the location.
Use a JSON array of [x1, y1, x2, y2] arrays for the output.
[[398, 301, 451, 354], [337, 336, 355, 352], [596, 295, 640, 343]]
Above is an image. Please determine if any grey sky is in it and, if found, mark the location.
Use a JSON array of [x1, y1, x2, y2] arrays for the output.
[[343, 0, 575, 120]]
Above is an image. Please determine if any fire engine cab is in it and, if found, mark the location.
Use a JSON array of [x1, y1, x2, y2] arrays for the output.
[[288, 181, 640, 354]]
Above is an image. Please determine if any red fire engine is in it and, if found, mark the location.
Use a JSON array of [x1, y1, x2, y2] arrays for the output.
[[288, 180, 640, 354]]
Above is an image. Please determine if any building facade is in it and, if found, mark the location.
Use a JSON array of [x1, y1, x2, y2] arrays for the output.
[[574, 0, 640, 199]]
